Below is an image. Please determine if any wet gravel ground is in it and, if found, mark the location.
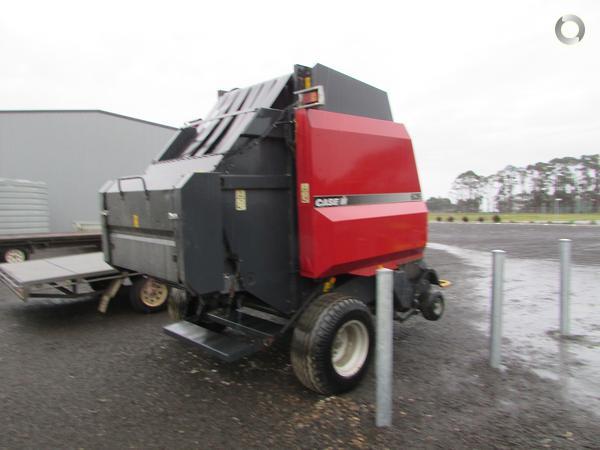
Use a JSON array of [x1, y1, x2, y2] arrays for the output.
[[1, 224, 599, 449], [429, 222, 600, 266]]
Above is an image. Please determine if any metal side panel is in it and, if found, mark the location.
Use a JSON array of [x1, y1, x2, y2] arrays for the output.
[[206, 82, 265, 154], [104, 189, 174, 231], [157, 127, 198, 162], [143, 155, 224, 189], [179, 74, 290, 158], [196, 87, 251, 155], [0, 231, 101, 245], [182, 91, 238, 157], [0, 252, 117, 288], [175, 172, 224, 294], [295, 108, 426, 278], [213, 75, 290, 154], [312, 63, 393, 121], [109, 233, 178, 282]]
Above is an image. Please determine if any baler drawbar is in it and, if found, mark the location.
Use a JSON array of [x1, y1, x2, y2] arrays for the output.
[[100, 64, 444, 394]]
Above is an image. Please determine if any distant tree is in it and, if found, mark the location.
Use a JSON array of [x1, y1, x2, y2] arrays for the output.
[[455, 198, 482, 213], [527, 162, 554, 212], [551, 157, 578, 212], [578, 154, 600, 212], [578, 155, 594, 211], [426, 197, 455, 212], [450, 171, 484, 212], [446, 154, 599, 213], [494, 166, 518, 213]]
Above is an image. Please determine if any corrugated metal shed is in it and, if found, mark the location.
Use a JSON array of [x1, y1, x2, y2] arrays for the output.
[[0, 178, 50, 235], [0, 110, 176, 232]]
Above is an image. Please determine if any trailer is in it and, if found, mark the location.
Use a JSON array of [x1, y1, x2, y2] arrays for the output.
[[0, 251, 171, 313], [99, 64, 445, 394], [0, 231, 101, 263]]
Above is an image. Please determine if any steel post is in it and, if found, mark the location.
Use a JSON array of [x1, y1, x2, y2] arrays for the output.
[[376, 268, 393, 427], [560, 239, 571, 336], [490, 250, 505, 369]]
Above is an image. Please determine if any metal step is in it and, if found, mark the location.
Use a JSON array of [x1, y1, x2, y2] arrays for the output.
[[205, 310, 284, 338], [236, 306, 288, 325], [164, 321, 261, 362]]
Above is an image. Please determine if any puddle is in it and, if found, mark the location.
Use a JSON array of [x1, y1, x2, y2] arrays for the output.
[[428, 242, 600, 416]]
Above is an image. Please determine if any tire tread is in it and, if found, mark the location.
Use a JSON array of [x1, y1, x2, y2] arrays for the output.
[[291, 293, 372, 395]]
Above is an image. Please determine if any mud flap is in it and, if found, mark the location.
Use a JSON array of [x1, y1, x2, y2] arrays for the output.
[[393, 270, 414, 311]]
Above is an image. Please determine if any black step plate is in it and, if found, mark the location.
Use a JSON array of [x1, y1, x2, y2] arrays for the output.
[[164, 321, 261, 362], [205, 312, 282, 338]]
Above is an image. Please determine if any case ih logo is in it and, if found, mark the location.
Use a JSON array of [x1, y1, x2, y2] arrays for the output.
[[313, 193, 422, 207], [314, 196, 348, 207]]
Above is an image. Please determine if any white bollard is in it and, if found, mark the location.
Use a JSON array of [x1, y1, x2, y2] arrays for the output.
[[559, 239, 571, 336], [376, 268, 393, 427], [490, 250, 505, 369]]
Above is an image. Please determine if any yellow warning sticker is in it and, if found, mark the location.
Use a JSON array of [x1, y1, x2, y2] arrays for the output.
[[235, 190, 247, 211], [132, 214, 140, 228], [300, 183, 310, 204]]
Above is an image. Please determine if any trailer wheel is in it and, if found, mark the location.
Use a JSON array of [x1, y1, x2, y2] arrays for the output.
[[130, 277, 169, 313], [291, 293, 374, 395], [2, 247, 29, 263], [420, 291, 445, 321]]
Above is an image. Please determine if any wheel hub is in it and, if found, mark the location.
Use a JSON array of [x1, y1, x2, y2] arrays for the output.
[[139, 279, 168, 307], [4, 249, 26, 264], [331, 320, 369, 378], [433, 299, 443, 316]]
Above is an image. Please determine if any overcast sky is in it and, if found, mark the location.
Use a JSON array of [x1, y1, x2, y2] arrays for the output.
[[1, 0, 598, 197]]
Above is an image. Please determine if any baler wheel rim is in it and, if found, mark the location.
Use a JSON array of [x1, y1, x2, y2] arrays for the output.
[[331, 320, 369, 378]]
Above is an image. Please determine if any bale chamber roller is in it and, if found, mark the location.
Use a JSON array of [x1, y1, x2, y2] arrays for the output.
[[100, 64, 445, 394]]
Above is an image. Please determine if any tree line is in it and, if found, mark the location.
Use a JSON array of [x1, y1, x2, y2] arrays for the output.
[[427, 154, 600, 213]]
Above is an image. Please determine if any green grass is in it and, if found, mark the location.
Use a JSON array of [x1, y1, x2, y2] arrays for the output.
[[429, 212, 600, 223]]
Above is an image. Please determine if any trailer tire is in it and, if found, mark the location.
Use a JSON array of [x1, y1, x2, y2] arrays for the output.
[[2, 247, 29, 263], [130, 277, 169, 313], [291, 293, 374, 395], [420, 291, 444, 321]]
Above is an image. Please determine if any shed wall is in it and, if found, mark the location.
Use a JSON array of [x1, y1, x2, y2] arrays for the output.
[[0, 111, 175, 231]]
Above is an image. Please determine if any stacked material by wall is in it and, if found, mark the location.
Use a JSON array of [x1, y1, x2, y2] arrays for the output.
[[0, 178, 50, 235]]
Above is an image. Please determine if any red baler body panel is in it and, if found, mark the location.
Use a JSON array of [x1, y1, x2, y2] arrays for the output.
[[295, 109, 428, 279]]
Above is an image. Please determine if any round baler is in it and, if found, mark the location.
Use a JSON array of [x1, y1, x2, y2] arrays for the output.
[[100, 64, 444, 394]]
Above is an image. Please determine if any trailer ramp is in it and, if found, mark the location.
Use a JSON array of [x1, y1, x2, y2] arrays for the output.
[[0, 252, 118, 300]]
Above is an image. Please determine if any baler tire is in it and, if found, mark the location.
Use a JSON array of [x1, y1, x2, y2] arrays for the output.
[[130, 277, 169, 313], [420, 291, 445, 321], [291, 293, 374, 395]]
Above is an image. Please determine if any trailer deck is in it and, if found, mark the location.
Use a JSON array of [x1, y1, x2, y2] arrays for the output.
[[0, 231, 102, 262], [0, 252, 119, 300]]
